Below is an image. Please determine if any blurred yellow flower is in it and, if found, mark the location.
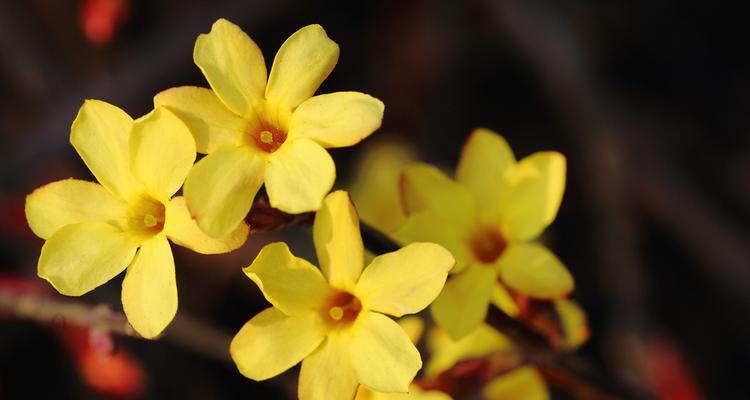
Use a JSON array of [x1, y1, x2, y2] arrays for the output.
[[26, 101, 248, 338], [427, 324, 549, 400], [350, 138, 418, 235], [155, 19, 384, 238], [395, 128, 573, 339], [230, 191, 454, 400]]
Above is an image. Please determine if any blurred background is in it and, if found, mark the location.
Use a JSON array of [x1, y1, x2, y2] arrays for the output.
[[1, 0, 748, 398]]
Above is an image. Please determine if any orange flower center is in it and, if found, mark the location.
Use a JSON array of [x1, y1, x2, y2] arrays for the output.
[[250, 122, 287, 153], [469, 227, 507, 264], [323, 291, 362, 327], [127, 196, 166, 237]]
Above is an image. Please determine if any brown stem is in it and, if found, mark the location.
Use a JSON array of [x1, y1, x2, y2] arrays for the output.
[[0, 286, 233, 364]]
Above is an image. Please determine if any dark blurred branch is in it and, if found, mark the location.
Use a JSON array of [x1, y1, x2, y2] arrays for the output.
[[0, 284, 233, 365]]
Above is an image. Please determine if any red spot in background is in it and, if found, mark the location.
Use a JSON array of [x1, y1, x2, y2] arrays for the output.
[[78, 0, 130, 46], [643, 338, 704, 400]]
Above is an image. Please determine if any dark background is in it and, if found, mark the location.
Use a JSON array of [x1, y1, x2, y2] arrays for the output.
[[1, 0, 748, 399]]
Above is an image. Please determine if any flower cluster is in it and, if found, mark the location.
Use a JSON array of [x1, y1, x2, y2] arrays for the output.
[[25, 18, 587, 400]]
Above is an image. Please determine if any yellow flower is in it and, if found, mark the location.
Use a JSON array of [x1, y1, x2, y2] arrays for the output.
[[229, 191, 454, 400], [25, 100, 248, 339], [155, 19, 384, 238], [395, 128, 573, 339], [426, 325, 549, 400], [349, 138, 418, 235]]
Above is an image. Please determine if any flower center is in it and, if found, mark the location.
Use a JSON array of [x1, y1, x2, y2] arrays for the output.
[[323, 291, 362, 327], [128, 196, 166, 237], [250, 124, 287, 153], [469, 227, 507, 264]]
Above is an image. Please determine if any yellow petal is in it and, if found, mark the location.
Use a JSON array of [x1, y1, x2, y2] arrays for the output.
[[299, 329, 359, 400], [164, 196, 248, 254], [26, 179, 127, 239], [183, 146, 265, 238], [266, 24, 339, 111], [397, 316, 425, 345], [356, 243, 453, 317], [555, 299, 590, 350], [38, 222, 137, 296], [426, 324, 513, 378], [265, 138, 335, 214], [129, 107, 196, 201], [121, 236, 176, 339], [400, 163, 475, 224], [313, 190, 363, 291], [356, 385, 453, 400], [393, 210, 472, 273], [154, 86, 246, 153], [456, 128, 515, 216], [497, 152, 566, 241], [482, 366, 549, 400], [231, 307, 326, 381], [498, 243, 573, 299], [349, 139, 417, 234], [193, 18, 266, 117], [244, 242, 330, 316], [290, 92, 384, 148], [492, 283, 520, 317], [431, 265, 495, 340], [350, 312, 421, 393], [70, 100, 140, 200]]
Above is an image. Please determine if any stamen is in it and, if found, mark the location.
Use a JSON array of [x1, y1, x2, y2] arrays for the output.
[[259, 130, 274, 144], [329, 306, 344, 321], [143, 213, 158, 228]]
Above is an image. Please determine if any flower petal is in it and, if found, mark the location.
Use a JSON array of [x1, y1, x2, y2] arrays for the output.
[[456, 128, 516, 216], [498, 243, 573, 299], [426, 324, 513, 378], [555, 299, 589, 350], [129, 107, 196, 201], [26, 179, 127, 240], [356, 243, 453, 317], [497, 152, 566, 241], [265, 138, 335, 214], [400, 163, 475, 224], [70, 100, 139, 200], [121, 236, 176, 339], [183, 146, 265, 238], [290, 92, 384, 148], [482, 366, 549, 400], [350, 312, 421, 393], [38, 222, 138, 296], [244, 242, 330, 316], [153, 86, 246, 153], [313, 190, 363, 291], [193, 19, 266, 117], [266, 24, 339, 111], [492, 283, 520, 317], [231, 307, 327, 381], [393, 210, 472, 273], [430, 265, 495, 339], [299, 330, 359, 400], [164, 196, 248, 254]]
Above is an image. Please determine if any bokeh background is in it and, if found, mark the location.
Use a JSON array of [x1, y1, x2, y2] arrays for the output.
[[1, 0, 748, 399]]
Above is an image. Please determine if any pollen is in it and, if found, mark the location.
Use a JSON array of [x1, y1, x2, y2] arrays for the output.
[[259, 130, 274, 144], [329, 306, 344, 321], [143, 213, 158, 228]]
